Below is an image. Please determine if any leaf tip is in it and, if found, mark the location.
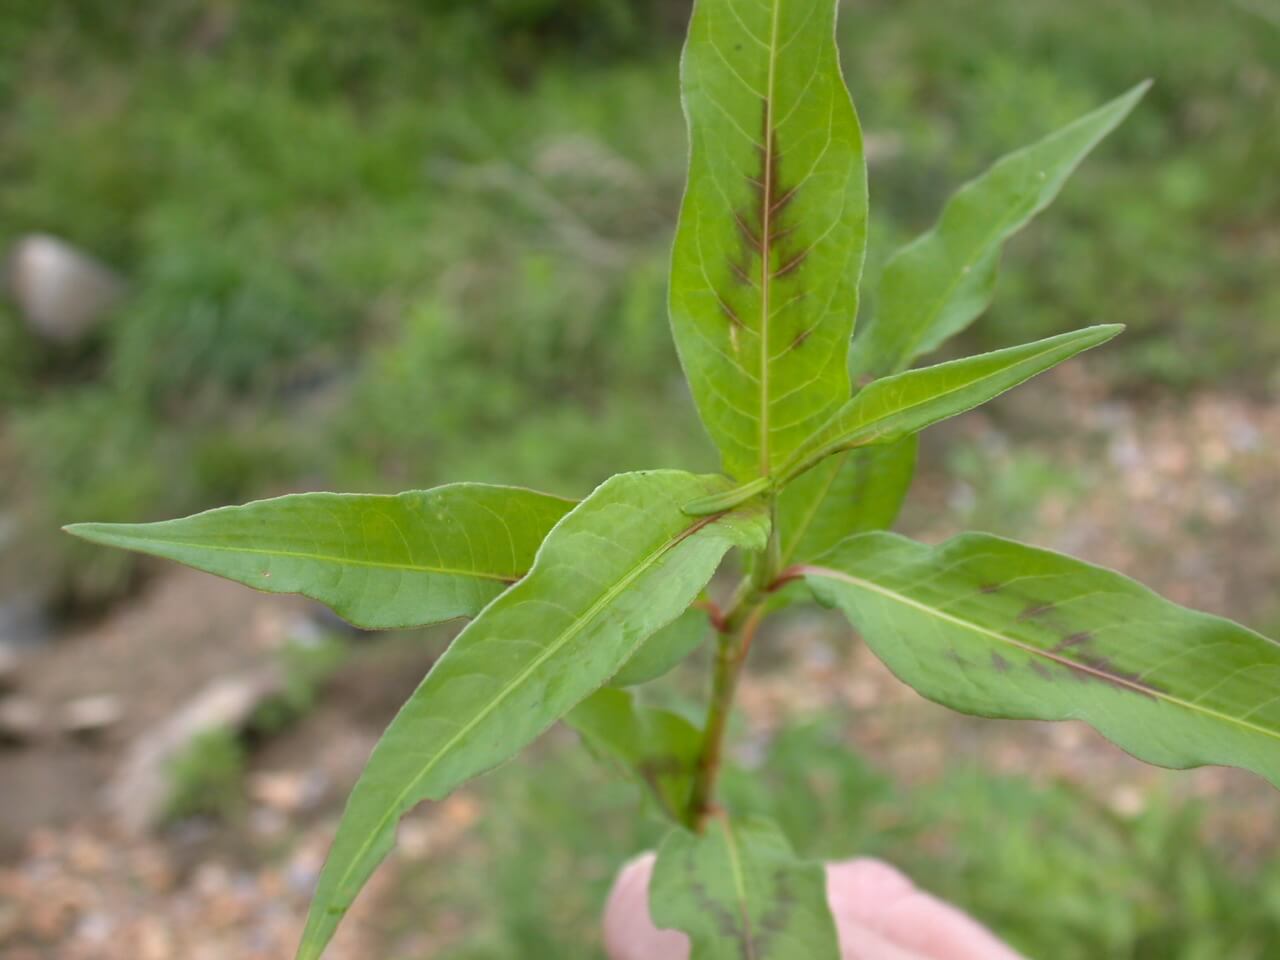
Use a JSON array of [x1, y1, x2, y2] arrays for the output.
[[61, 522, 115, 544], [1076, 323, 1125, 350], [1116, 78, 1154, 113], [63, 520, 164, 552]]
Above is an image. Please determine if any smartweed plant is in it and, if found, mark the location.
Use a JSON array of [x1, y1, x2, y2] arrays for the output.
[[68, 2, 1280, 956]]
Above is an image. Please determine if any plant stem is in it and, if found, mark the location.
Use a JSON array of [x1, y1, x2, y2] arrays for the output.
[[686, 600, 762, 828], [685, 501, 778, 829]]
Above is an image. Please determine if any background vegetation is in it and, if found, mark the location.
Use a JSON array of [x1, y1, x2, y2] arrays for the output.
[[4, 0, 1276, 604], [397, 717, 1280, 959], [2, 1, 1278, 956]]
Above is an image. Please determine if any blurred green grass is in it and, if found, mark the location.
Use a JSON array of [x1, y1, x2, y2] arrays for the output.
[[383, 718, 1280, 959], [2, 0, 1277, 602], [2, 4, 1277, 953]]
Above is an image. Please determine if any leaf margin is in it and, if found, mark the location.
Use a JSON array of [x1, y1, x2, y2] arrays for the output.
[[803, 530, 1280, 790], [63, 483, 577, 629]]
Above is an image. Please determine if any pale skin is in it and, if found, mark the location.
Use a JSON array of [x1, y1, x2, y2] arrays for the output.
[[603, 854, 1026, 960]]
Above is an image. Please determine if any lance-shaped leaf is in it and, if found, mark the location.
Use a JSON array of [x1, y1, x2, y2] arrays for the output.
[[296, 471, 769, 960], [781, 325, 1121, 483], [805, 532, 1280, 790], [612, 607, 712, 688], [776, 436, 917, 568], [849, 81, 1150, 384], [64, 486, 575, 629], [788, 85, 1147, 580], [651, 815, 840, 960], [670, 0, 867, 481], [567, 687, 702, 822]]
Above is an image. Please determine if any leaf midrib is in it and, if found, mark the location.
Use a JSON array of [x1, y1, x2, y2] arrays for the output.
[[880, 90, 1143, 374], [76, 534, 520, 583], [717, 816, 758, 960], [804, 564, 1280, 743], [885, 186, 1024, 372], [757, 0, 783, 476], [308, 511, 727, 950], [790, 337, 1075, 475], [884, 116, 1109, 373]]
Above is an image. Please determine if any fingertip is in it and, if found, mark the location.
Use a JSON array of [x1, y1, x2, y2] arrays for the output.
[[602, 852, 689, 960], [827, 857, 917, 912]]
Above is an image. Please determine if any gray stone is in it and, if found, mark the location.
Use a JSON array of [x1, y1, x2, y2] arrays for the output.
[[248, 768, 330, 814], [6, 233, 124, 344], [0, 644, 17, 692], [62, 694, 124, 739], [107, 668, 283, 834], [0, 597, 52, 649], [0, 696, 44, 745]]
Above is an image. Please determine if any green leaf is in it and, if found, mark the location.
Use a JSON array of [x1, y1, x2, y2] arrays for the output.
[[684, 476, 770, 516], [777, 435, 917, 568], [670, 0, 867, 481], [792, 84, 1148, 563], [651, 815, 840, 959], [566, 687, 702, 822], [805, 532, 1280, 790], [64, 485, 575, 629], [849, 81, 1150, 384], [782, 325, 1122, 483], [296, 471, 769, 960], [612, 607, 711, 688]]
